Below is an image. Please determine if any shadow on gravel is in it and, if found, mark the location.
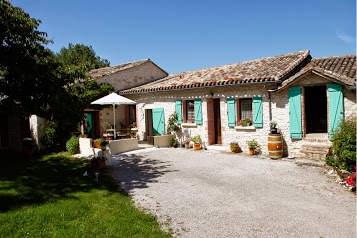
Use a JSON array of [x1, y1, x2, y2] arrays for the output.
[[108, 154, 177, 192]]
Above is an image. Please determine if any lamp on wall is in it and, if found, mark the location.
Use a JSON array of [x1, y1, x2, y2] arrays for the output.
[[209, 91, 214, 98]]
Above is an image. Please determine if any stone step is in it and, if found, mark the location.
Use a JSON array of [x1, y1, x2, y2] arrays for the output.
[[303, 138, 331, 143], [298, 151, 327, 161], [301, 146, 331, 153], [300, 149, 330, 155], [295, 158, 326, 167]]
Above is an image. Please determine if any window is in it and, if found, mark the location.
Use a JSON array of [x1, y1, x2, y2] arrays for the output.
[[239, 99, 253, 121], [175, 99, 203, 125], [186, 100, 195, 123], [227, 97, 263, 128]]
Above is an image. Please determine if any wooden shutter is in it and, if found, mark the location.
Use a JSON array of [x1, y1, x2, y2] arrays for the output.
[[328, 84, 344, 138], [253, 96, 263, 128], [152, 108, 165, 135], [175, 100, 182, 124], [227, 98, 236, 127], [288, 86, 302, 139], [194, 99, 203, 125]]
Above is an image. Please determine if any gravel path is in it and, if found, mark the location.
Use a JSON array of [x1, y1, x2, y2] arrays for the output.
[[108, 148, 356, 238]]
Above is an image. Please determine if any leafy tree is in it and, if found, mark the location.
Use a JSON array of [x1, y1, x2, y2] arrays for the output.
[[0, 1, 114, 152], [56, 43, 110, 83]]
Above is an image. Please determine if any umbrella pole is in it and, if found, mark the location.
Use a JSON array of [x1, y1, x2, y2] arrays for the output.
[[113, 103, 116, 139]]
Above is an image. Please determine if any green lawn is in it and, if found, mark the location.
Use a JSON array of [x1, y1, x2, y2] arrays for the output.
[[0, 152, 169, 238]]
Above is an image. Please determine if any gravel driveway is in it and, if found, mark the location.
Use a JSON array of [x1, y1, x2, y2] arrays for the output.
[[108, 147, 356, 238]]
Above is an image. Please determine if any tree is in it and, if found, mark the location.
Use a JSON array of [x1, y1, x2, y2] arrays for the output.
[[0, 1, 114, 152], [56, 43, 109, 80], [0, 0, 56, 117]]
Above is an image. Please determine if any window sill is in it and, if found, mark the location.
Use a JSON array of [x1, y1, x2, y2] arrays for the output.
[[235, 126, 256, 131], [181, 123, 197, 128]]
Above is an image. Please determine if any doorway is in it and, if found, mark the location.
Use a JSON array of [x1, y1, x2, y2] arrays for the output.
[[213, 99, 222, 144], [304, 86, 327, 133]]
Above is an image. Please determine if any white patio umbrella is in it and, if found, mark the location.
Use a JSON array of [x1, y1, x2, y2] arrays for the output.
[[91, 92, 136, 139]]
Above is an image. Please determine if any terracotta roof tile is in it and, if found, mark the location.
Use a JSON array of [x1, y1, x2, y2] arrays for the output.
[[88, 59, 151, 79], [120, 50, 310, 94], [311, 54, 356, 81], [279, 54, 356, 90]]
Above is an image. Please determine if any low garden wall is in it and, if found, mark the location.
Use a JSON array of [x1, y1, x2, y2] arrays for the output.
[[109, 138, 138, 155]]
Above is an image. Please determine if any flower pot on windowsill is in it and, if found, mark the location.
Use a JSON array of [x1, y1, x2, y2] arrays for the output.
[[193, 143, 201, 150]]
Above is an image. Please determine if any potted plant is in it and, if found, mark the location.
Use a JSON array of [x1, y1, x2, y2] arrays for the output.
[[270, 120, 278, 134], [230, 142, 240, 153], [191, 135, 202, 150], [241, 118, 252, 127], [93, 138, 105, 148], [100, 140, 108, 151], [246, 139, 260, 155], [80, 134, 88, 138], [130, 131, 136, 138]]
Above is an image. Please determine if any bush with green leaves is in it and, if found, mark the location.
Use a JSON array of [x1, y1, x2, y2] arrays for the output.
[[327, 117, 356, 172], [66, 135, 79, 154]]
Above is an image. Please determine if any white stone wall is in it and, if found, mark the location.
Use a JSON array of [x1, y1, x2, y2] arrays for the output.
[[29, 115, 47, 150], [127, 85, 273, 154], [344, 88, 356, 119], [96, 62, 167, 91]]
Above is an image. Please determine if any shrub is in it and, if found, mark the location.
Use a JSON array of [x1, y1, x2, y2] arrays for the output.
[[329, 117, 356, 172], [66, 135, 79, 154], [41, 122, 58, 153]]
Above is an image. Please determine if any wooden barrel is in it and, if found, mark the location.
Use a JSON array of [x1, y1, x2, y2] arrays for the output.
[[268, 134, 283, 159]]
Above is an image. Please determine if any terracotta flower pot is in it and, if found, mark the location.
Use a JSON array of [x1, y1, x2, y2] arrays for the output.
[[193, 143, 201, 150], [230, 145, 239, 153], [249, 148, 255, 155]]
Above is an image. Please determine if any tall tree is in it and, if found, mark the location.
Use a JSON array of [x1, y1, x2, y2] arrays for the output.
[[0, 1, 114, 152]]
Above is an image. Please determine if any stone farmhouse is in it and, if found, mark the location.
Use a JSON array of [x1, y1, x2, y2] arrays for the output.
[[118, 50, 356, 157], [4, 50, 355, 158]]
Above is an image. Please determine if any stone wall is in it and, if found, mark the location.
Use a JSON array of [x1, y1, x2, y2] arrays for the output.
[[126, 74, 356, 157], [96, 61, 167, 91]]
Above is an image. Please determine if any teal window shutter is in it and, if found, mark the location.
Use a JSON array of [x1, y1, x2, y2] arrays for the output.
[[253, 96, 263, 128], [194, 99, 203, 125], [227, 98, 236, 127], [288, 86, 302, 139], [328, 84, 344, 139], [175, 100, 182, 124]]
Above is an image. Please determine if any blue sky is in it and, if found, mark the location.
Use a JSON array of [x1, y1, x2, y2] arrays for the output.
[[12, 0, 356, 74]]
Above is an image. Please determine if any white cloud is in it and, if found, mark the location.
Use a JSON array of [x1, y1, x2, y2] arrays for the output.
[[336, 30, 355, 44]]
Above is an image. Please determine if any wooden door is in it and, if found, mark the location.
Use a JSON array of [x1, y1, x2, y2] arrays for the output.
[[214, 99, 222, 144]]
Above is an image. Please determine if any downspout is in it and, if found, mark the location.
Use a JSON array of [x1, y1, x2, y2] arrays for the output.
[[267, 89, 278, 121]]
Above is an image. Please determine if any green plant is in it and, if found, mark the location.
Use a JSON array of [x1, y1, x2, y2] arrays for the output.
[[241, 118, 252, 127], [230, 142, 239, 147], [329, 117, 356, 172], [65, 135, 79, 154], [246, 139, 260, 150], [169, 137, 180, 148], [94, 138, 105, 143], [191, 135, 202, 144], [270, 120, 277, 129], [167, 112, 180, 134], [41, 122, 58, 153], [80, 134, 88, 138]]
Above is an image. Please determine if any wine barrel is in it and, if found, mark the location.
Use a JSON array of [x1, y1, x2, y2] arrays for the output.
[[268, 134, 283, 159]]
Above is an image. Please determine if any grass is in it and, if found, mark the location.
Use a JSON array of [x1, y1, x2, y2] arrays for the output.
[[0, 151, 169, 238]]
